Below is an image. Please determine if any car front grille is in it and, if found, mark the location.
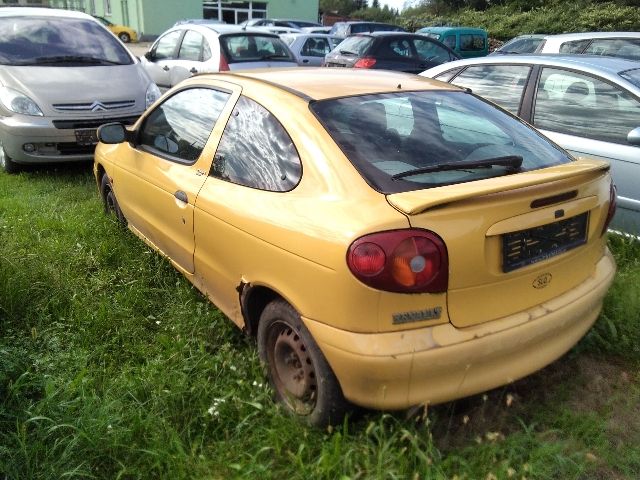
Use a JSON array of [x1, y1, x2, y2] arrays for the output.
[[52, 100, 136, 113], [502, 212, 589, 272], [52, 116, 140, 130]]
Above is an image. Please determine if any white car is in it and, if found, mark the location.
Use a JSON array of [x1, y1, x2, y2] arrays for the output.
[[422, 55, 640, 235], [279, 33, 342, 66], [140, 24, 298, 91], [492, 32, 640, 60]]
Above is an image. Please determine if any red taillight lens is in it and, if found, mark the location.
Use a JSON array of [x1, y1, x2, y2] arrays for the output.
[[347, 230, 448, 293], [354, 57, 377, 69], [219, 52, 230, 71], [601, 183, 617, 236]]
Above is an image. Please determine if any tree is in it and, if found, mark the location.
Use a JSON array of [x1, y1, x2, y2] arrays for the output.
[[372, 0, 381, 7]]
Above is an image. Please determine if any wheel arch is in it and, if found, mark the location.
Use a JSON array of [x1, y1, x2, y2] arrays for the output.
[[239, 282, 291, 337]]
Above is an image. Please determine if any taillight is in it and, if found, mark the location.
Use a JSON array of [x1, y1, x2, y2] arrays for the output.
[[347, 229, 448, 293], [601, 183, 617, 236], [219, 52, 230, 71], [354, 57, 377, 69]]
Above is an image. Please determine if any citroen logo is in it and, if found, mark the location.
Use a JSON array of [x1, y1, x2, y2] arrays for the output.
[[90, 101, 108, 112]]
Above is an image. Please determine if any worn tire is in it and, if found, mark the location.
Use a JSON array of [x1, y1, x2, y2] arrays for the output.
[[100, 173, 127, 225], [0, 144, 20, 174], [118, 32, 131, 43], [257, 299, 349, 426]]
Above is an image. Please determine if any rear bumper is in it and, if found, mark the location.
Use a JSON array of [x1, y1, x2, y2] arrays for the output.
[[304, 250, 616, 410]]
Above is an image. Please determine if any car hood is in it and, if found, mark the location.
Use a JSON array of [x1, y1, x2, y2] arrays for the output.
[[0, 65, 150, 116]]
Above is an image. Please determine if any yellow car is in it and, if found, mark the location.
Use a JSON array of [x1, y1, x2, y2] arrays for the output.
[[93, 15, 138, 43], [93, 69, 617, 426]]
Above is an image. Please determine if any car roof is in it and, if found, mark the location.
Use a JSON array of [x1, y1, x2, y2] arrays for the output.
[[213, 68, 458, 101], [544, 31, 640, 41], [418, 26, 486, 34], [0, 7, 92, 19], [170, 23, 279, 37]]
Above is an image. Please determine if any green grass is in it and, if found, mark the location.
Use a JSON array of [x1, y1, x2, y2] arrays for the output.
[[1, 166, 639, 479]]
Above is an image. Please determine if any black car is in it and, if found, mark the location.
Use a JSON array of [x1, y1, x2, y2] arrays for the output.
[[324, 32, 460, 74]]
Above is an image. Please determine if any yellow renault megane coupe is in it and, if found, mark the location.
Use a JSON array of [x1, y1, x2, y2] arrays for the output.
[[94, 69, 617, 426]]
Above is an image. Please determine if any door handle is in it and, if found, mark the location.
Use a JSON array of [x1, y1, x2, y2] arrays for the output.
[[174, 190, 188, 203], [162, 65, 170, 71], [189, 67, 198, 74], [302, 59, 309, 64]]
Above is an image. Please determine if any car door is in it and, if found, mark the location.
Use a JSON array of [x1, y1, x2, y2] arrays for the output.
[[110, 85, 238, 273], [142, 29, 183, 90], [298, 36, 332, 66], [168, 29, 213, 88], [192, 95, 303, 322], [531, 67, 640, 234]]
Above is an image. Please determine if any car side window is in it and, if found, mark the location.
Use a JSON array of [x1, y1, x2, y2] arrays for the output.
[[154, 30, 182, 60], [451, 65, 532, 114], [460, 34, 485, 52], [414, 39, 453, 63], [558, 39, 590, 53], [442, 35, 456, 49], [382, 38, 414, 58], [301, 37, 331, 57], [583, 38, 640, 60], [178, 30, 203, 61], [139, 88, 230, 163], [534, 68, 640, 144], [211, 96, 302, 191]]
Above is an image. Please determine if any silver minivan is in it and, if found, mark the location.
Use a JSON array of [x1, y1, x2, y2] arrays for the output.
[[0, 8, 160, 173]]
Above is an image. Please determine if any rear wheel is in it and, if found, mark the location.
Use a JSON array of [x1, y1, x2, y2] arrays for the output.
[[0, 144, 20, 174], [100, 173, 126, 225], [257, 299, 348, 426], [118, 32, 131, 43]]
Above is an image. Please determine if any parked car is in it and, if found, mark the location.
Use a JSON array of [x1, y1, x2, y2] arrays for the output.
[[492, 32, 640, 60], [0, 7, 160, 174], [301, 26, 332, 34], [173, 18, 226, 26], [329, 21, 406, 39], [280, 33, 342, 66], [140, 24, 297, 91], [92, 15, 138, 43], [324, 32, 459, 73], [416, 26, 488, 58], [422, 55, 640, 235], [94, 68, 616, 425]]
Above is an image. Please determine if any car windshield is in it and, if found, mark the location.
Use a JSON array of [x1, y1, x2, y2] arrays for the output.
[[620, 68, 640, 88], [311, 91, 571, 194], [0, 16, 133, 66], [219, 34, 294, 62]]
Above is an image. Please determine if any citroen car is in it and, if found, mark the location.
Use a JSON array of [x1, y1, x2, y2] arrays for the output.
[[93, 15, 138, 43], [94, 69, 616, 425], [0, 7, 160, 173]]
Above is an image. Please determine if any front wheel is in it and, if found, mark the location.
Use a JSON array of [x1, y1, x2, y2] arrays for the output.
[[0, 144, 21, 174], [100, 173, 127, 225], [257, 299, 348, 426]]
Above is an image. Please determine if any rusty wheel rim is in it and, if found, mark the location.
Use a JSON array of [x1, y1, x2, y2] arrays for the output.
[[269, 321, 317, 415]]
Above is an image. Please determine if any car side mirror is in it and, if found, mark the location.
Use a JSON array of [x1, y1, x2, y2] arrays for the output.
[[144, 51, 155, 61], [98, 123, 127, 144], [628, 127, 640, 146]]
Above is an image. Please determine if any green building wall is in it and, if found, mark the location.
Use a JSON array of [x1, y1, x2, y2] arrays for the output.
[[267, 0, 319, 22]]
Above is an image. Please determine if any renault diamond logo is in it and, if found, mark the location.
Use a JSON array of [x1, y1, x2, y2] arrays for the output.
[[90, 101, 108, 112]]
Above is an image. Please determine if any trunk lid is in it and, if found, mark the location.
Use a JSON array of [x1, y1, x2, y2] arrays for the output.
[[387, 159, 612, 328]]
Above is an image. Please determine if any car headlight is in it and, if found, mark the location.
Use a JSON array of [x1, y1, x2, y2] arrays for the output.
[[0, 87, 44, 116], [145, 83, 161, 109]]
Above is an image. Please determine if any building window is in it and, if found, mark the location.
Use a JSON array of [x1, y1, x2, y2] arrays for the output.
[[104, 0, 111, 15]]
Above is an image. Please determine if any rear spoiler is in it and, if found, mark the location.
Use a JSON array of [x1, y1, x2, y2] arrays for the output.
[[386, 158, 610, 215]]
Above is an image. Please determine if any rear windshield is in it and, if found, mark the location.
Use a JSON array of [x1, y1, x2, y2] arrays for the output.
[[334, 36, 373, 55], [0, 16, 132, 66], [351, 23, 404, 34], [311, 91, 571, 194], [220, 34, 294, 63], [620, 68, 640, 88]]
